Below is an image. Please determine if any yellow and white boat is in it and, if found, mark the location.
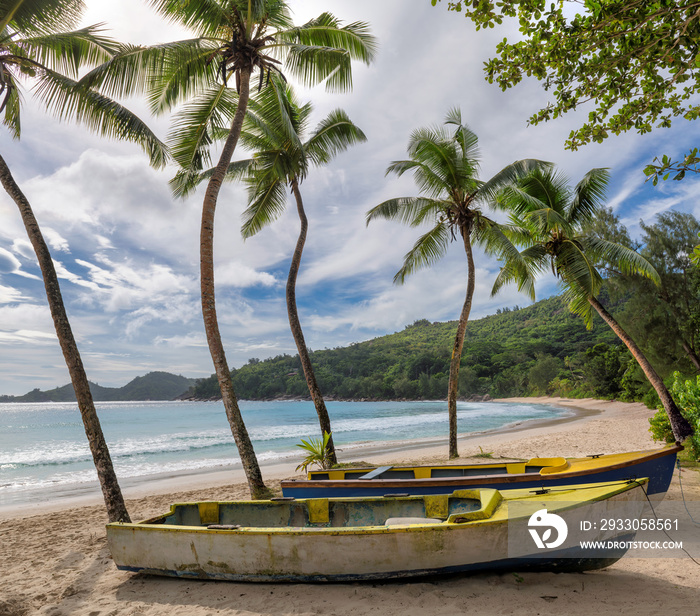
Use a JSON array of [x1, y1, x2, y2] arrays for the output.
[[107, 479, 649, 582]]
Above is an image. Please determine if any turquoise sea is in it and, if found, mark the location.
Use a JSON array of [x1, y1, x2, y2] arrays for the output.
[[0, 399, 569, 508]]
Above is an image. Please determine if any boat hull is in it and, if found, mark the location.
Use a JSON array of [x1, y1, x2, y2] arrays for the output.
[[282, 446, 680, 499], [107, 481, 648, 582]]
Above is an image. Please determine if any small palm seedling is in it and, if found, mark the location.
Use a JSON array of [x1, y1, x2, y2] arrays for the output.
[[295, 432, 333, 473]]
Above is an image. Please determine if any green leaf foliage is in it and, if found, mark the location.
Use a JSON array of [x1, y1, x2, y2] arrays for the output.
[[649, 372, 700, 460], [433, 0, 700, 175], [188, 293, 650, 402], [295, 431, 333, 472]]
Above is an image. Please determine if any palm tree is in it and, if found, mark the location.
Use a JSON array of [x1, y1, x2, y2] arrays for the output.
[[366, 108, 547, 458], [1, 0, 168, 522], [176, 81, 366, 465], [491, 166, 694, 442], [143, 0, 376, 497]]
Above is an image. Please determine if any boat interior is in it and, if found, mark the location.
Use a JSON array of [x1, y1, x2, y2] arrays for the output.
[[143, 490, 502, 529]]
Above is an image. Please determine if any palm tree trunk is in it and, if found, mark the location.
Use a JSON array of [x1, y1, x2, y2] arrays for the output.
[[589, 296, 694, 442], [200, 66, 269, 499], [288, 179, 337, 465], [682, 340, 700, 373], [0, 154, 130, 522], [447, 227, 476, 458]]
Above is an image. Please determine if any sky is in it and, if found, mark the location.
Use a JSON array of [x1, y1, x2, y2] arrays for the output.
[[2, 0, 700, 396]]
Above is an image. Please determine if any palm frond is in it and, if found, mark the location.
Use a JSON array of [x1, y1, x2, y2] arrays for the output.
[[568, 167, 610, 226], [395, 221, 450, 284], [32, 68, 168, 167], [281, 43, 353, 92], [555, 239, 603, 299], [146, 38, 219, 115], [386, 156, 453, 202], [498, 219, 536, 247], [583, 236, 661, 285], [564, 286, 596, 329], [1, 71, 22, 138], [78, 43, 172, 98], [17, 25, 117, 78], [365, 197, 442, 227], [304, 108, 366, 166], [145, 0, 233, 37], [1, 0, 83, 35], [167, 84, 238, 169], [241, 176, 288, 238], [479, 159, 552, 204], [525, 207, 572, 236], [171, 157, 255, 198], [495, 184, 550, 223], [491, 260, 537, 301], [277, 13, 376, 65]]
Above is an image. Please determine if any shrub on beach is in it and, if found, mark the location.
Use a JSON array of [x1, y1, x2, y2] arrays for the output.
[[649, 371, 700, 460]]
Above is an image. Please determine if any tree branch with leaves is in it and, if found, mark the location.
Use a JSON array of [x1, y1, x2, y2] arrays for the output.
[[432, 0, 700, 180]]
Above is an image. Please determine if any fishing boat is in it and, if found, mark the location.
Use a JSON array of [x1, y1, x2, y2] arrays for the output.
[[107, 479, 649, 582], [281, 445, 681, 499]]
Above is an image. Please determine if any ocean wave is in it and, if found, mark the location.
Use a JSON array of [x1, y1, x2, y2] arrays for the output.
[[0, 403, 564, 469]]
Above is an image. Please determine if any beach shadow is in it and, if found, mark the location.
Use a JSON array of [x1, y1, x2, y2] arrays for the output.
[[112, 564, 700, 615]]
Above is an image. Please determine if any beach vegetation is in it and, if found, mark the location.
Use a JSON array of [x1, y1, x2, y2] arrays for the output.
[[650, 372, 700, 460], [490, 166, 693, 442], [295, 432, 334, 473], [366, 108, 548, 458], [432, 0, 700, 182], [142, 0, 376, 499], [0, 0, 174, 523]]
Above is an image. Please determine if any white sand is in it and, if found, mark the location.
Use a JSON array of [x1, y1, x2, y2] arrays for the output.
[[1, 397, 698, 616]]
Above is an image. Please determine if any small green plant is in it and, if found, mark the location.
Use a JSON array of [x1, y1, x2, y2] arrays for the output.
[[474, 446, 494, 459], [295, 432, 333, 473]]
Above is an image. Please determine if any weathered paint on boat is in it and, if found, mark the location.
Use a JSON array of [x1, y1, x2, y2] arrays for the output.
[[281, 446, 680, 499], [107, 479, 649, 582]]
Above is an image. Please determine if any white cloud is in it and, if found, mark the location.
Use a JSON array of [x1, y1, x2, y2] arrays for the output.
[[154, 333, 208, 348], [214, 261, 279, 288], [0, 283, 28, 304], [0, 304, 55, 344]]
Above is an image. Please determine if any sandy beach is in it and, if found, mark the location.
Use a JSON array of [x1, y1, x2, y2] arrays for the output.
[[1, 396, 699, 615]]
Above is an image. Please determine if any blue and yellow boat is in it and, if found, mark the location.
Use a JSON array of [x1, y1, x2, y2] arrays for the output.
[[281, 446, 681, 499], [107, 479, 650, 582]]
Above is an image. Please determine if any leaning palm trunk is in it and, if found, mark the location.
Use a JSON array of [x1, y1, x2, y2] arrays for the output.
[[589, 296, 694, 441], [289, 180, 337, 465], [0, 154, 130, 522], [681, 341, 700, 373], [447, 228, 477, 458], [200, 67, 269, 499]]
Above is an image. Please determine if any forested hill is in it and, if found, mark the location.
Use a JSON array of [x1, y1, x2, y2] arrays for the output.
[[0, 372, 196, 403], [188, 293, 656, 403]]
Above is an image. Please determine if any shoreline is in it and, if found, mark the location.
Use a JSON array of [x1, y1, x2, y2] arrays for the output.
[[0, 397, 647, 520]]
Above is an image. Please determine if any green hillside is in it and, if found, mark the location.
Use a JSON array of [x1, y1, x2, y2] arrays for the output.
[[0, 372, 195, 403], [189, 293, 657, 403]]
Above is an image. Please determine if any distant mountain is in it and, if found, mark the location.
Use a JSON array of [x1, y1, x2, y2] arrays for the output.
[[0, 371, 196, 403], [188, 293, 629, 402]]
